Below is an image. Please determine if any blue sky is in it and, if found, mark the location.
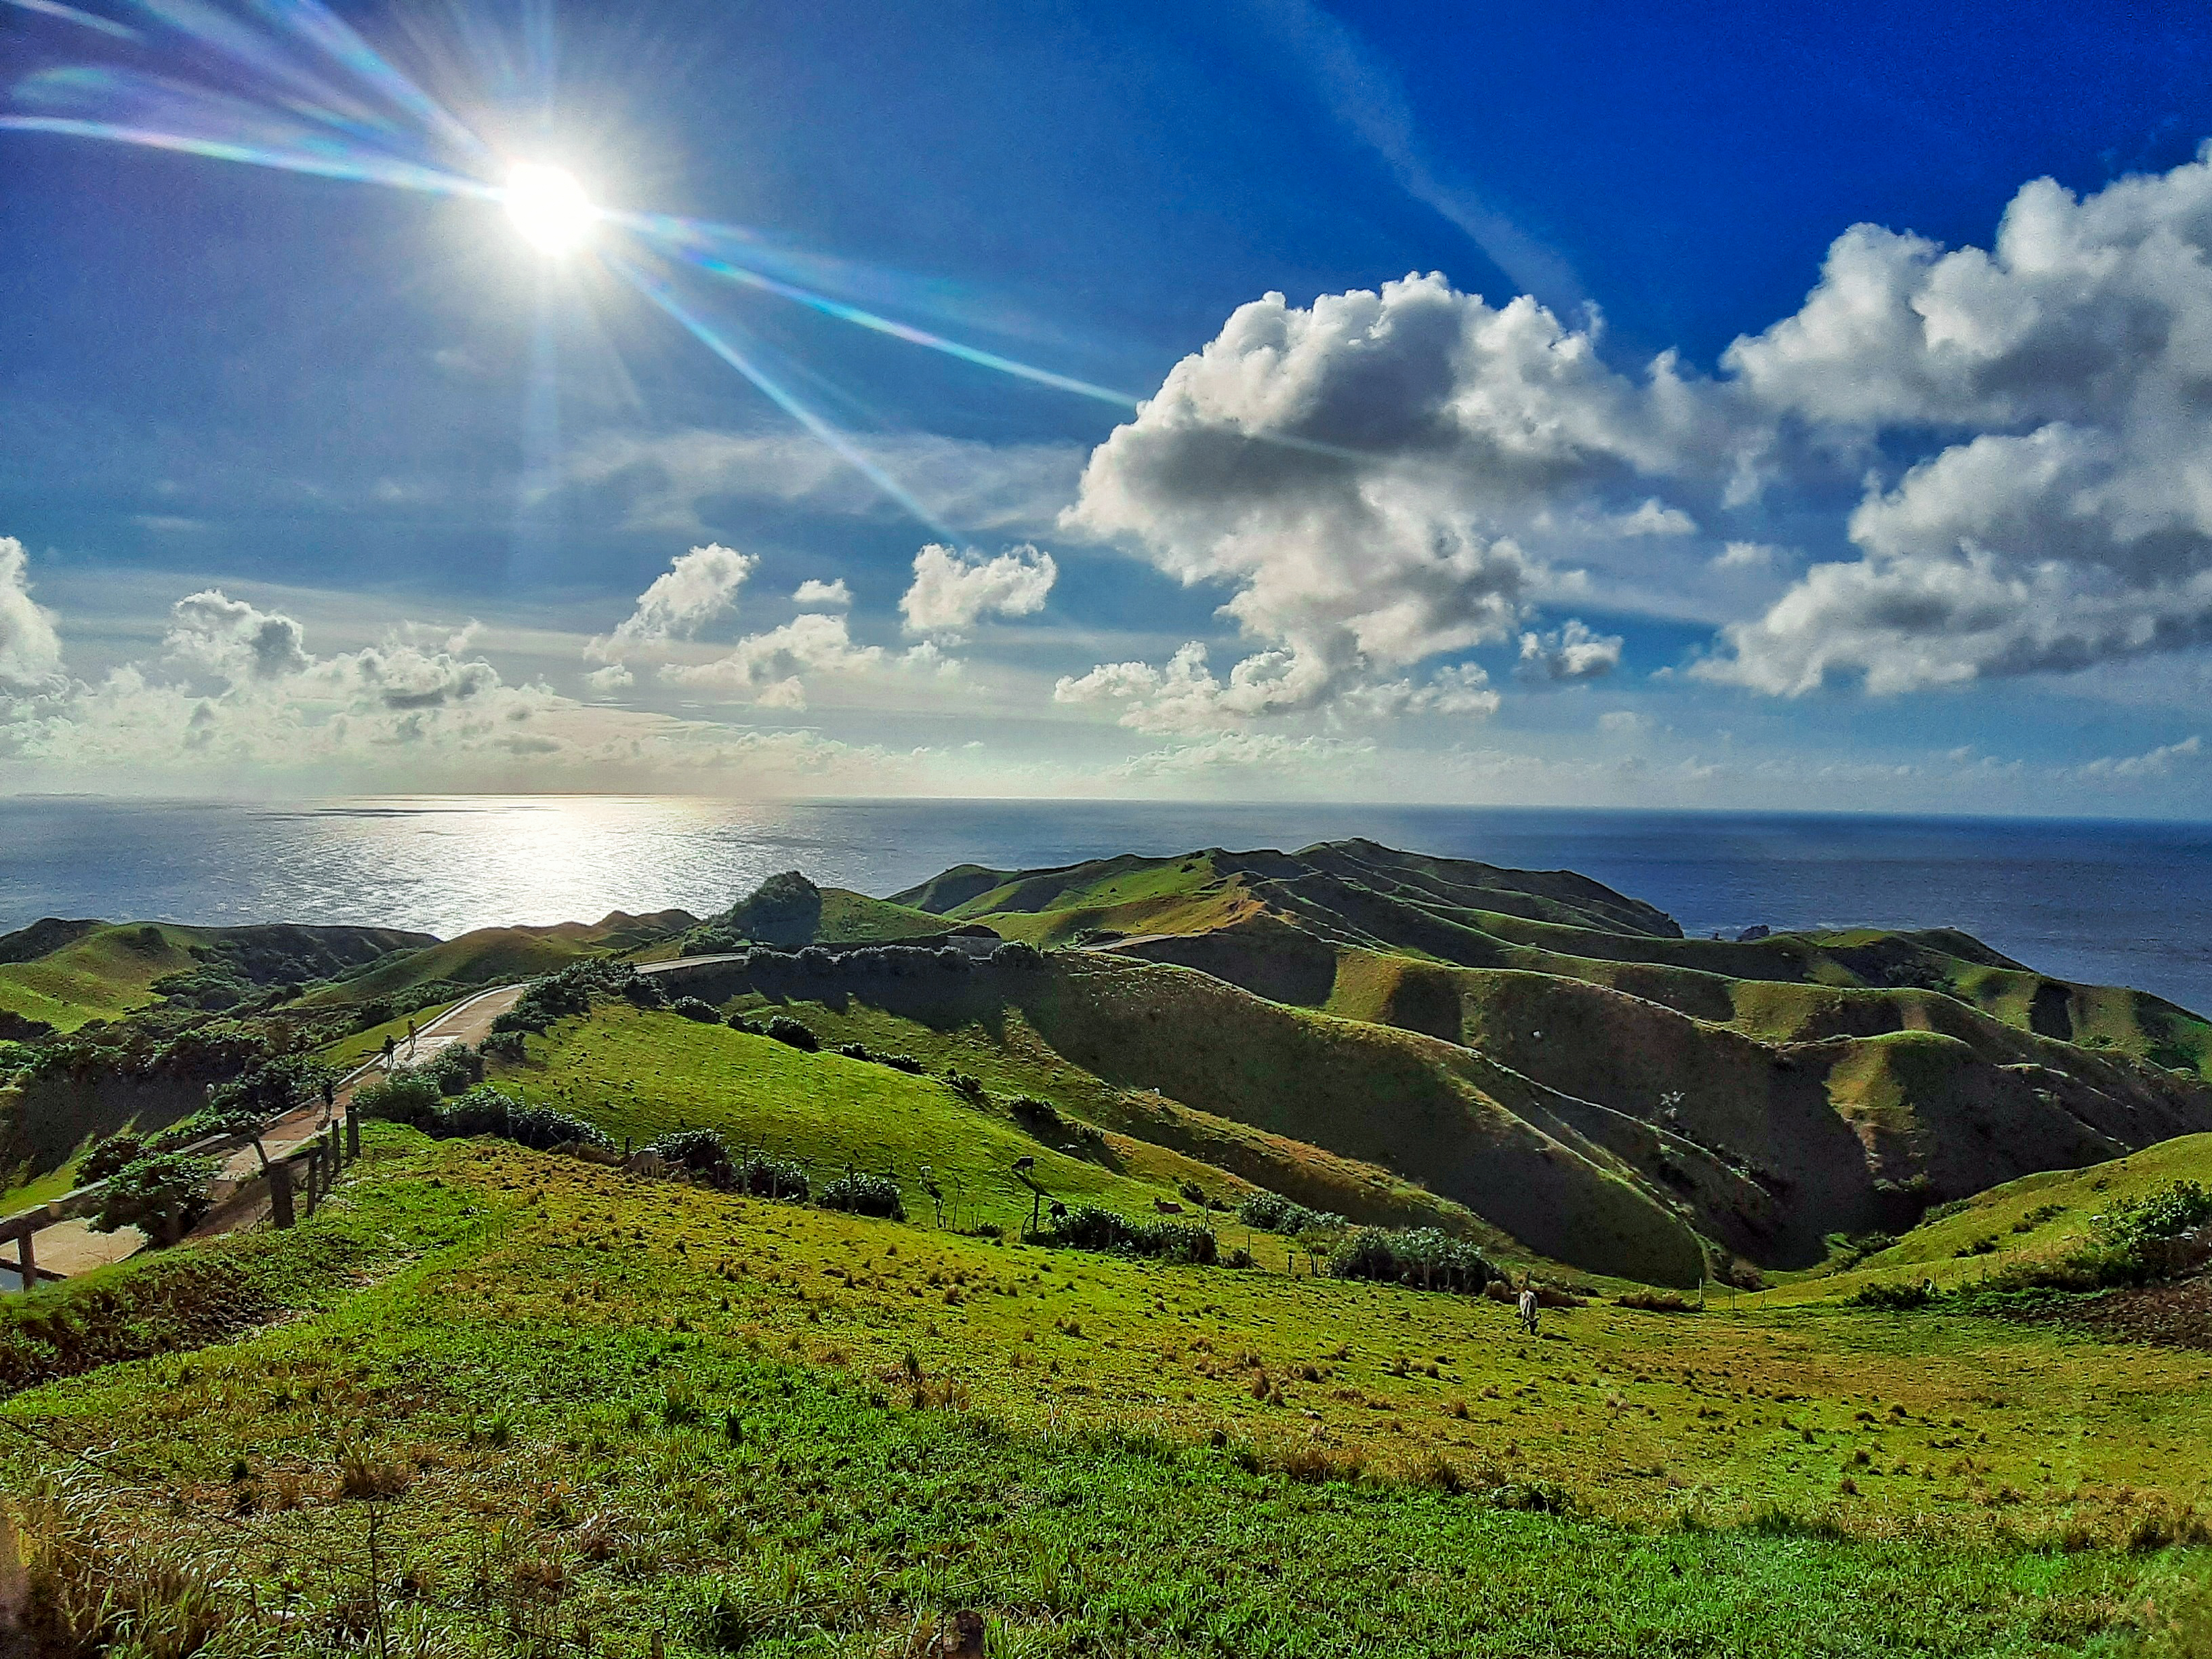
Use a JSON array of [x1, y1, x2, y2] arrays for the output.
[[3, 0, 2211, 812]]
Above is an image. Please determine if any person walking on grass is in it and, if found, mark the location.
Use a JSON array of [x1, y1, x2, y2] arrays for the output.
[[1518, 1282, 1539, 1337]]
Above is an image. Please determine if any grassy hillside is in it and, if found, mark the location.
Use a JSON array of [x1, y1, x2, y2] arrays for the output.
[[3, 1128, 2208, 1659], [653, 950, 1708, 1284], [298, 911, 692, 1008], [1757, 1131, 2212, 1306], [489, 1000, 1222, 1228], [687, 870, 961, 950], [0, 920, 431, 1032]]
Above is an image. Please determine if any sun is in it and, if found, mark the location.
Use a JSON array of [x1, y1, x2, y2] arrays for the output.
[[503, 163, 596, 255]]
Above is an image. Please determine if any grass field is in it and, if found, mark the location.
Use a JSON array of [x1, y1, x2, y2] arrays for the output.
[[0, 922, 200, 1031], [11, 840, 2212, 1655], [5, 1129, 2211, 1658]]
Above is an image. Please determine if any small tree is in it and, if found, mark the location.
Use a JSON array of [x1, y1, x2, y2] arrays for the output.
[[91, 1152, 217, 1243]]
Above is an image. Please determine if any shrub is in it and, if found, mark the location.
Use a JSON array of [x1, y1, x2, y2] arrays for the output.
[[1037, 1204, 1218, 1265], [1852, 1281, 1940, 1310], [739, 1154, 809, 1202], [1328, 1227, 1494, 1294], [726, 1013, 765, 1035], [935, 947, 971, 971], [421, 1042, 485, 1096], [991, 941, 1042, 968], [943, 1071, 987, 1104], [650, 1128, 735, 1185], [878, 1052, 924, 1074], [1010, 1095, 1061, 1128], [498, 1101, 612, 1151], [836, 1042, 872, 1061], [1616, 1290, 1698, 1313], [89, 1152, 217, 1240], [764, 1015, 818, 1052], [1238, 1191, 1346, 1235], [79, 1132, 146, 1185], [671, 996, 722, 1023], [817, 1172, 905, 1221], [1840, 1231, 1897, 1267], [481, 1029, 527, 1063], [354, 1070, 445, 1129], [1178, 1180, 1211, 1208]]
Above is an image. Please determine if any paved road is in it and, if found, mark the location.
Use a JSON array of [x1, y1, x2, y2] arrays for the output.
[[20, 983, 530, 1281]]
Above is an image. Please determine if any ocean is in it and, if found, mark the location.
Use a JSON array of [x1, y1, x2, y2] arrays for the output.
[[4, 796, 2211, 1015]]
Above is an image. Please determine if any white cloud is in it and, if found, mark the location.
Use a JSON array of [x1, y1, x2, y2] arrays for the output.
[[586, 663, 635, 693], [1517, 618, 1623, 683], [1063, 273, 1726, 720], [1713, 541, 1778, 569], [1597, 709, 1652, 737], [1107, 729, 1376, 781], [2078, 733, 2203, 779], [899, 543, 1057, 638], [0, 535, 63, 691], [663, 613, 887, 708], [1703, 146, 2212, 693], [588, 543, 754, 663], [164, 590, 312, 684], [792, 578, 852, 608]]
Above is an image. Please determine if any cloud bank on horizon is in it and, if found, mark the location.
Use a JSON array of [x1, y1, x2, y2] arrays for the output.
[[3, 108, 2211, 808]]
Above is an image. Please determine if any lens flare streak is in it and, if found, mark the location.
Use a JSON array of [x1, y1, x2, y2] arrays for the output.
[[610, 255, 955, 539], [621, 211, 1139, 409]]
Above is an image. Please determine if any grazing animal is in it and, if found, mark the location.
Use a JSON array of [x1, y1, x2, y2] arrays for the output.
[[623, 1150, 667, 1180], [1154, 1198, 1185, 1214], [1517, 1286, 1539, 1336]]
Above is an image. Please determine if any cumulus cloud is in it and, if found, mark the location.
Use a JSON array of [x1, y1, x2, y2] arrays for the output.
[[1702, 146, 2212, 693], [663, 613, 888, 710], [1713, 541, 1778, 569], [1062, 273, 1728, 719], [899, 543, 1057, 638], [2078, 734, 2203, 779], [164, 590, 311, 683], [1517, 618, 1623, 683], [0, 535, 63, 691], [586, 663, 635, 693], [588, 543, 754, 663], [792, 578, 851, 607]]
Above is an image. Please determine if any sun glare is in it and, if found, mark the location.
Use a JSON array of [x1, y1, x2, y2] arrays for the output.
[[504, 163, 595, 255]]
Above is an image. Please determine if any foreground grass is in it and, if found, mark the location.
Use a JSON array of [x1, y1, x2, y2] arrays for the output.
[[7, 1130, 2211, 1656]]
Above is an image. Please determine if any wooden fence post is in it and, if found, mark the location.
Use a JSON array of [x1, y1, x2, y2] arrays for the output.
[[14, 1228, 33, 1290], [270, 1160, 295, 1229]]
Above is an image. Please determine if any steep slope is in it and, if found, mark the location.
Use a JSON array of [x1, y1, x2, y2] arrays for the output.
[[689, 871, 977, 949], [298, 911, 693, 1008], [657, 947, 1709, 1284], [0, 920, 432, 1032]]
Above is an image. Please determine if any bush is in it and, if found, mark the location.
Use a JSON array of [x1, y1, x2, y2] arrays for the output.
[[878, 1053, 924, 1074], [79, 1132, 146, 1185], [89, 1152, 217, 1240], [836, 1042, 872, 1061], [671, 997, 722, 1023], [498, 1101, 613, 1151], [354, 1071, 445, 1129], [650, 1128, 736, 1185], [739, 1155, 809, 1202], [726, 1013, 765, 1035], [765, 1016, 819, 1052], [1036, 1204, 1218, 1265], [1852, 1280, 1940, 1310], [1238, 1191, 1346, 1235], [1010, 1095, 1061, 1129], [206, 1052, 338, 1118], [1616, 1290, 1698, 1312], [943, 1071, 987, 1104], [991, 941, 1042, 968], [420, 1043, 484, 1097], [481, 1029, 527, 1063], [817, 1172, 905, 1221], [935, 947, 971, 971], [1327, 1227, 1494, 1294]]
